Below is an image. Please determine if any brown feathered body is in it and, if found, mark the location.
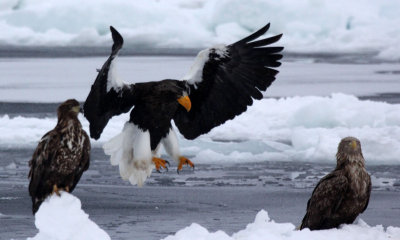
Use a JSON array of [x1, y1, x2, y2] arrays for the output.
[[300, 137, 371, 230], [28, 99, 91, 214]]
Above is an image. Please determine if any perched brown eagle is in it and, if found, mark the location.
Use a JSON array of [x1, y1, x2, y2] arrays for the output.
[[83, 23, 283, 186], [28, 99, 91, 214], [300, 136, 372, 230]]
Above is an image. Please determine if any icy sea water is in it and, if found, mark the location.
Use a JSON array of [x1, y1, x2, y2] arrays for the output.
[[0, 56, 399, 239], [1, 148, 400, 240]]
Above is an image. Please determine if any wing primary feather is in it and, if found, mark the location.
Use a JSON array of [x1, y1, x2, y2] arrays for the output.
[[233, 23, 270, 45], [110, 26, 124, 54], [247, 34, 283, 48]]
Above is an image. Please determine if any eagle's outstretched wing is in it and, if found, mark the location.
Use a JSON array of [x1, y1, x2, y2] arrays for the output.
[[173, 23, 283, 139], [300, 172, 349, 230], [84, 26, 136, 139]]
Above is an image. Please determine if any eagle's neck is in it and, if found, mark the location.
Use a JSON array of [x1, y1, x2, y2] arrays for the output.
[[56, 115, 81, 133], [338, 154, 369, 195], [336, 152, 365, 170]]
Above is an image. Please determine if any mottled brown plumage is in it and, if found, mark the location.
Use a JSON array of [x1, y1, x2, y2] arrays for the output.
[[28, 99, 91, 214], [300, 136, 371, 230]]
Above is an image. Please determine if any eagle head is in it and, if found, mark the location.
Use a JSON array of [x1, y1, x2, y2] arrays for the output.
[[336, 136, 364, 166], [57, 99, 81, 119]]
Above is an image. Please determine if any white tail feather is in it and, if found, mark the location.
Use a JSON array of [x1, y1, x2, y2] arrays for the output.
[[103, 122, 154, 187]]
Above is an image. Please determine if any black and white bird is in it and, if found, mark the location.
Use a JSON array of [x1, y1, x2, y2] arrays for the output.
[[83, 24, 283, 186], [300, 137, 372, 230]]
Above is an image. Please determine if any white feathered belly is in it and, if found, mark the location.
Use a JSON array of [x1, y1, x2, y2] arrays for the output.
[[103, 122, 154, 187]]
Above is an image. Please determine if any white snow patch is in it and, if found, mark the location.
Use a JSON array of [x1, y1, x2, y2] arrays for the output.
[[5, 161, 17, 169], [28, 192, 110, 240], [371, 175, 396, 188], [0, 196, 19, 200], [163, 210, 400, 240]]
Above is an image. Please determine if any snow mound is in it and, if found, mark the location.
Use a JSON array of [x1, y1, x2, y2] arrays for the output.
[[28, 192, 110, 240], [163, 210, 400, 240]]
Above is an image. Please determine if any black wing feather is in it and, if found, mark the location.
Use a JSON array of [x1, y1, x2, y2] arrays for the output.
[[83, 26, 136, 139], [174, 23, 283, 139]]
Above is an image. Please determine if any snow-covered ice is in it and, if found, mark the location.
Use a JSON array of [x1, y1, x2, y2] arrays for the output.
[[27, 192, 110, 240], [163, 210, 400, 240], [0, 0, 400, 60], [1, 93, 400, 165]]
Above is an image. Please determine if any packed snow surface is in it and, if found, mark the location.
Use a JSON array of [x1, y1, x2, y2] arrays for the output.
[[1, 94, 400, 165], [163, 210, 400, 240], [28, 192, 110, 240], [0, 0, 400, 59]]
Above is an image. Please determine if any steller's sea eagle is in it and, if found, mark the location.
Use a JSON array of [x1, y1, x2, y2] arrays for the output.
[[300, 136, 371, 230], [28, 99, 91, 214], [83, 23, 283, 186]]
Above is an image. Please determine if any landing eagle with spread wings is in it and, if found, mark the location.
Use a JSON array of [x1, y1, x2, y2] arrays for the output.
[[28, 99, 91, 214], [83, 23, 283, 186]]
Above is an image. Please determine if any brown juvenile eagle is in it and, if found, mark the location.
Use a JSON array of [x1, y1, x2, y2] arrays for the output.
[[300, 136, 371, 230], [83, 23, 283, 186], [28, 99, 91, 214]]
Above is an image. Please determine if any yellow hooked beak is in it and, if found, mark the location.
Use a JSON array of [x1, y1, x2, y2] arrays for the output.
[[71, 106, 81, 113], [177, 95, 191, 112], [351, 140, 358, 150]]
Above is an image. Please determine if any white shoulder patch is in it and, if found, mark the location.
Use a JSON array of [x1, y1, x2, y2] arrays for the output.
[[182, 44, 227, 85], [106, 57, 125, 92]]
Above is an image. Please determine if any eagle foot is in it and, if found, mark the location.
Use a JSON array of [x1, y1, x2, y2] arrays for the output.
[[52, 185, 70, 196], [152, 157, 169, 173], [177, 156, 195, 174], [52, 184, 61, 196]]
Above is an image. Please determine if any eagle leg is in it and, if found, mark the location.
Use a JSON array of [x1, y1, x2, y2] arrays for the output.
[[52, 184, 61, 196], [177, 156, 195, 174], [152, 157, 169, 173]]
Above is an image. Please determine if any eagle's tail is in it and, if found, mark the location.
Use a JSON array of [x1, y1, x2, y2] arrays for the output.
[[32, 198, 44, 214], [103, 122, 154, 187]]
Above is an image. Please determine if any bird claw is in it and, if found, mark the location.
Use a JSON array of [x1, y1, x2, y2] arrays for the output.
[[52, 184, 61, 196], [177, 156, 195, 174], [152, 157, 169, 173]]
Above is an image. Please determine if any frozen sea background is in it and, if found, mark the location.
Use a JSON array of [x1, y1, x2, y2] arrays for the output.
[[1, 0, 400, 60], [0, 0, 400, 239]]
